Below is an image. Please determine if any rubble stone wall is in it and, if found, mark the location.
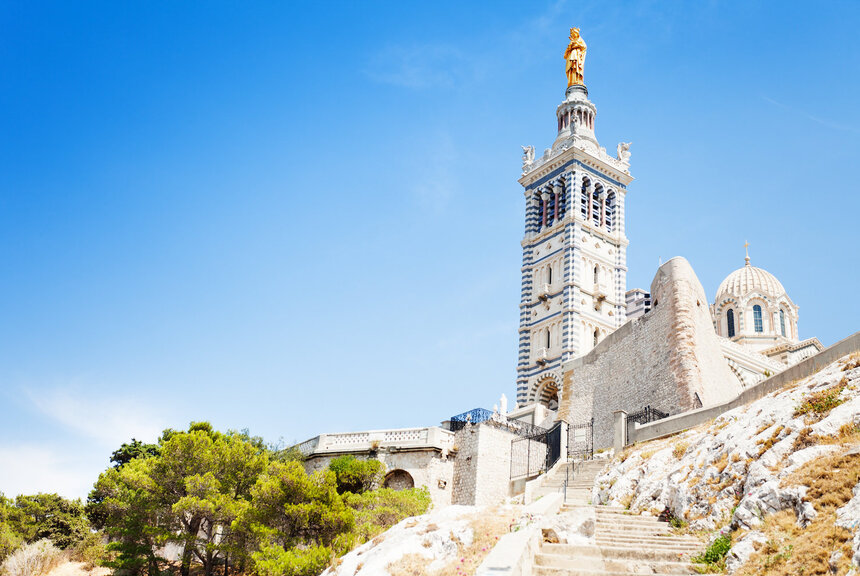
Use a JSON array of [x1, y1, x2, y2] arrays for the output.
[[558, 257, 742, 449], [452, 423, 516, 505]]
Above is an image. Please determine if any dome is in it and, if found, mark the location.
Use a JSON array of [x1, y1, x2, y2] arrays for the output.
[[715, 258, 787, 303]]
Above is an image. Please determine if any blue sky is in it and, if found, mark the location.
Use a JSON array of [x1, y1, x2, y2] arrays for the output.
[[1, 1, 858, 498]]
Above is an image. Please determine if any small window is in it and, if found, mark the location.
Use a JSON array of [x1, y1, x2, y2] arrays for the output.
[[780, 309, 786, 337], [753, 305, 763, 333], [547, 265, 552, 285], [727, 309, 735, 338], [545, 329, 551, 348], [593, 265, 599, 284], [593, 329, 599, 347]]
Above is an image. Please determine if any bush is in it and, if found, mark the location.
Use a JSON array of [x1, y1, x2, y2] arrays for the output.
[[694, 533, 731, 566], [343, 487, 432, 542], [0, 539, 63, 576], [72, 531, 110, 569], [328, 456, 385, 494], [794, 380, 847, 417], [0, 523, 22, 563], [251, 542, 331, 576]]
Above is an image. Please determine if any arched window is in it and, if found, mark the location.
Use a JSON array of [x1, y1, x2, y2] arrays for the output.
[[592, 184, 603, 227], [605, 192, 616, 232], [593, 329, 599, 347], [547, 265, 552, 285], [727, 309, 735, 338], [753, 305, 763, 333], [593, 265, 599, 284], [580, 177, 590, 220], [545, 328, 551, 348], [556, 181, 566, 219], [547, 191, 555, 226], [780, 309, 786, 337]]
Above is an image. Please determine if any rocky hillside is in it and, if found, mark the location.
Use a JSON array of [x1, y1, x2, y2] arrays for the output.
[[593, 353, 860, 574]]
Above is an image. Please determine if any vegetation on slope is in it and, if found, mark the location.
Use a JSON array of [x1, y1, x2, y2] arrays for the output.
[[84, 422, 430, 576]]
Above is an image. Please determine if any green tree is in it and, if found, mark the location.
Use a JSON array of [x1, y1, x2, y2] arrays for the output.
[[342, 487, 431, 543], [328, 455, 385, 494], [236, 461, 354, 576], [89, 423, 269, 576], [110, 439, 160, 468], [6, 493, 89, 549], [0, 495, 23, 562]]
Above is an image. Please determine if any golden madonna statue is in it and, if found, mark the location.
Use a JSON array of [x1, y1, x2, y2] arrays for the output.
[[564, 28, 587, 86]]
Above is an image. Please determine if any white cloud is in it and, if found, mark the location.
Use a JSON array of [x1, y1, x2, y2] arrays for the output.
[[0, 444, 97, 500], [29, 387, 168, 448]]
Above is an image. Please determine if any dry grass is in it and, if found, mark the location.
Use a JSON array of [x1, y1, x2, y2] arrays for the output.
[[433, 513, 510, 576], [714, 452, 729, 473], [673, 441, 690, 459], [792, 427, 816, 451], [387, 553, 431, 576], [735, 450, 860, 576], [756, 426, 784, 457], [619, 492, 635, 510], [841, 352, 860, 372]]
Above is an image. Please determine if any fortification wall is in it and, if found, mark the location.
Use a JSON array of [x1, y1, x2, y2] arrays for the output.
[[558, 257, 743, 449], [451, 423, 515, 506]]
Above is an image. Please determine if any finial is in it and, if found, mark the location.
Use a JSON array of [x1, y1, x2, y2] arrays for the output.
[[564, 28, 587, 87], [744, 241, 750, 266]]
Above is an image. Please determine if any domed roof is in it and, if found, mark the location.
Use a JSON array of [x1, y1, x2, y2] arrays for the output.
[[715, 258, 787, 303]]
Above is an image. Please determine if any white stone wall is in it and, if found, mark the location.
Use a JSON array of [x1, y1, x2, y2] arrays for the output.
[[451, 423, 515, 506], [559, 257, 743, 449]]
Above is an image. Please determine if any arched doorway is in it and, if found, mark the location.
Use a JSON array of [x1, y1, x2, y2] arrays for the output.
[[383, 469, 414, 491], [535, 376, 560, 411]]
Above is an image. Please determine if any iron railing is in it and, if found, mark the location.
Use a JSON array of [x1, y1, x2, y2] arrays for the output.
[[449, 408, 495, 432], [510, 421, 563, 481], [567, 418, 594, 461], [449, 408, 549, 439], [626, 406, 669, 444]]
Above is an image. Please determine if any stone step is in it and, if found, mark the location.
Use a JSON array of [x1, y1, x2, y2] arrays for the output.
[[534, 570, 699, 576], [594, 512, 665, 521], [535, 553, 696, 574], [541, 543, 698, 562], [534, 568, 697, 576], [596, 525, 675, 536], [594, 538, 703, 554]]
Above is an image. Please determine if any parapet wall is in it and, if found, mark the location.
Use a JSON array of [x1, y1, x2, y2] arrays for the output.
[[558, 257, 743, 449]]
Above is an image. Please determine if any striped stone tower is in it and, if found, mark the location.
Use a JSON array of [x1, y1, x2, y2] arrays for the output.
[[516, 31, 634, 409]]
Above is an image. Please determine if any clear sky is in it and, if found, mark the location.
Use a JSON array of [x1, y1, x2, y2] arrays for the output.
[[1, 1, 858, 499]]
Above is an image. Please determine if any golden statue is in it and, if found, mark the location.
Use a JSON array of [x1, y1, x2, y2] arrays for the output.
[[564, 27, 587, 86]]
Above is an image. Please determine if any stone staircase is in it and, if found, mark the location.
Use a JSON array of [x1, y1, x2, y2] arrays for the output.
[[531, 459, 607, 504], [533, 460, 703, 575]]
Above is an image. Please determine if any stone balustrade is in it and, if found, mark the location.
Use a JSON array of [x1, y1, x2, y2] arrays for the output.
[[298, 426, 455, 457]]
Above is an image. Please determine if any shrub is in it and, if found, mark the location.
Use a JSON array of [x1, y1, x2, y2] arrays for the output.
[[328, 455, 385, 494], [693, 533, 731, 567], [343, 487, 432, 542], [72, 531, 110, 569], [794, 381, 847, 417], [0, 539, 63, 576], [673, 442, 689, 459], [251, 542, 331, 576], [0, 523, 22, 563]]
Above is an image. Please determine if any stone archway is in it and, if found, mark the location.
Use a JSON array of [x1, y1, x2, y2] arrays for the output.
[[383, 469, 414, 491], [532, 373, 562, 410]]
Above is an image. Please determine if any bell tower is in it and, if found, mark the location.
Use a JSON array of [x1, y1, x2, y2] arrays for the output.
[[515, 29, 635, 409]]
